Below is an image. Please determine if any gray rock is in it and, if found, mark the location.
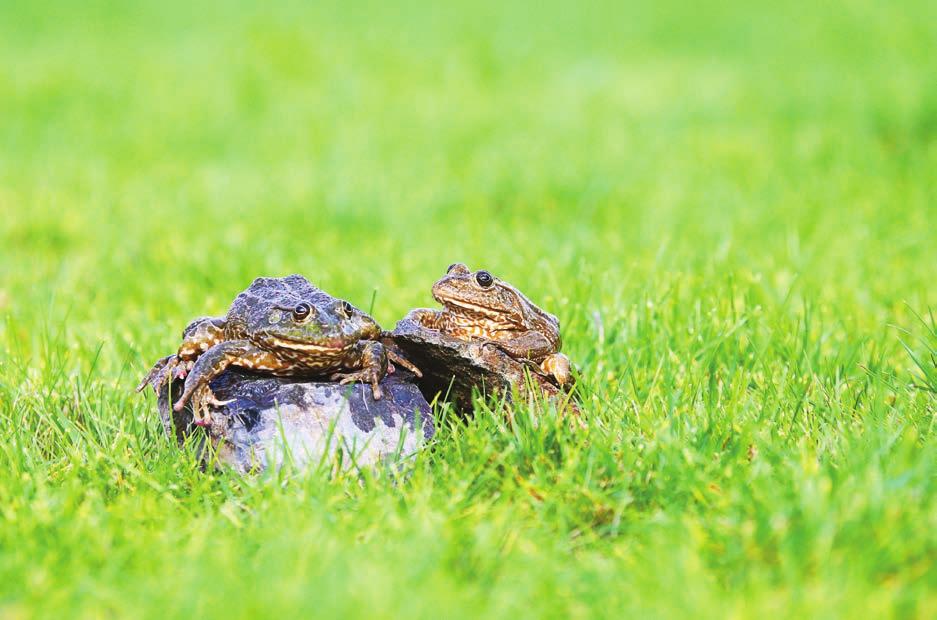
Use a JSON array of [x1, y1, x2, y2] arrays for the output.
[[157, 369, 433, 473], [388, 318, 571, 414]]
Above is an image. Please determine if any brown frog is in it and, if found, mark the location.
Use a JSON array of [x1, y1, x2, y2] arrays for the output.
[[406, 263, 571, 386], [137, 274, 419, 425]]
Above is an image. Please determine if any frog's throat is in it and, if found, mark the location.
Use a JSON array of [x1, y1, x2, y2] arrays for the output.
[[269, 337, 349, 352]]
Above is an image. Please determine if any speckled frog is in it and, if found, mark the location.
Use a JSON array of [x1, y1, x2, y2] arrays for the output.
[[138, 274, 419, 425], [406, 263, 571, 385]]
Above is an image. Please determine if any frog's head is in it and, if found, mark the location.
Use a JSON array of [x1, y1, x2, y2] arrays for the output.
[[240, 276, 380, 353], [431, 263, 534, 327], [259, 298, 381, 353]]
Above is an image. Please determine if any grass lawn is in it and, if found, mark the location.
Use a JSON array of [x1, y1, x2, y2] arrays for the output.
[[1, 0, 935, 617]]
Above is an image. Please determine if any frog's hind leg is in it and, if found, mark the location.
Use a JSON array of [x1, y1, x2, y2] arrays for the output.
[[136, 317, 226, 393], [331, 341, 388, 400], [174, 339, 256, 426], [136, 355, 178, 392], [175, 317, 227, 377]]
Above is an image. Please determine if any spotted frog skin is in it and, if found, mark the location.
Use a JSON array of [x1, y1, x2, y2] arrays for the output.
[[138, 275, 419, 425], [407, 263, 571, 385]]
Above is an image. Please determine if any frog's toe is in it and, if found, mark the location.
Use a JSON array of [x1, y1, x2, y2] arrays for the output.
[[191, 405, 212, 426], [191, 399, 212, 426], [207, 395, 235, 407], [541, 354, 572, 387], [387, 350, 421, 378], [183, 384, 230, 425], [331, 370, 383, 400]]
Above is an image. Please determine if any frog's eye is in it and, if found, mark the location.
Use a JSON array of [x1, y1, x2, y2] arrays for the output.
[[340, 301, 354, 317], [293, 302, 313, 321], [447, 263, 458, 273], [475, 271, 494, 288]]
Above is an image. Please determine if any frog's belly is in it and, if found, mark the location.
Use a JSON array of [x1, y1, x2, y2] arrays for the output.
[[445, 315, 517, 341], [233, 348, 347, 376]]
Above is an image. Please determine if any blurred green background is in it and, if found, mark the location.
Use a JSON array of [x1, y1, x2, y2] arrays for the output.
[[0, 1, 935, 618]]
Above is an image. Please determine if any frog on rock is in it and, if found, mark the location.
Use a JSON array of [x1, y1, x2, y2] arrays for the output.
[[405, 263, 571, 386], [137, 275, 419, 426]]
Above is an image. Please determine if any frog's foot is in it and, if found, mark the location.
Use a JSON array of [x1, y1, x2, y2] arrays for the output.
[[331, 369, 383, 400], [541, 353, 572, 387], [178, 383, 233, 427], [136, 355, 180, 393]]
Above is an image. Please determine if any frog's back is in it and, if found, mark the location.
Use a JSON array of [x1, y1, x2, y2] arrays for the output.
[[497, 281, 560, 345]]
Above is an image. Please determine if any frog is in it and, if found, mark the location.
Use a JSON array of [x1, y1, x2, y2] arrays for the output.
[[137, 274, 419, 426], [405, 263, 571, 386]]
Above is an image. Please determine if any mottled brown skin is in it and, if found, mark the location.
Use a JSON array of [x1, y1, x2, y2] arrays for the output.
[[138, 275, 419, 425], [406, 263, 571, 386]]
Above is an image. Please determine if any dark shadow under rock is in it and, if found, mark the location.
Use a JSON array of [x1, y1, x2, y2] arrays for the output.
[[388, 318, 572, 415], [157, 369, 433, 474]]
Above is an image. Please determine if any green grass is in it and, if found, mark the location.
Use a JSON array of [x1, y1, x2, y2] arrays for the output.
[[1, 0, 936, 617]]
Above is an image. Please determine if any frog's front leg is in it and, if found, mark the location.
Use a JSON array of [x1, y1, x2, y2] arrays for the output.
[[331, 340, 388, 400], [403, 308, 445, 330], [493, 331, 557, 363], [173, 339, 258, 425], [492, 332, 571, 386]]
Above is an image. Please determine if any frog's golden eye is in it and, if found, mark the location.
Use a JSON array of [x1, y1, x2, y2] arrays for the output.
[[475, 271, 494, 288], [447, 263, 458, 273], [340, 301, 354, 317], [293, 302, 313, 321]]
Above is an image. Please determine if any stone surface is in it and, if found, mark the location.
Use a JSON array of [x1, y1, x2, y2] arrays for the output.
[[389, 317, 572, 414], [157, 369, 433, 473]]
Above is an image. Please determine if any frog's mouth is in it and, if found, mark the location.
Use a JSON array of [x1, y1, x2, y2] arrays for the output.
[[269, 337, 350, 352], [446, 298, 500, 316]]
